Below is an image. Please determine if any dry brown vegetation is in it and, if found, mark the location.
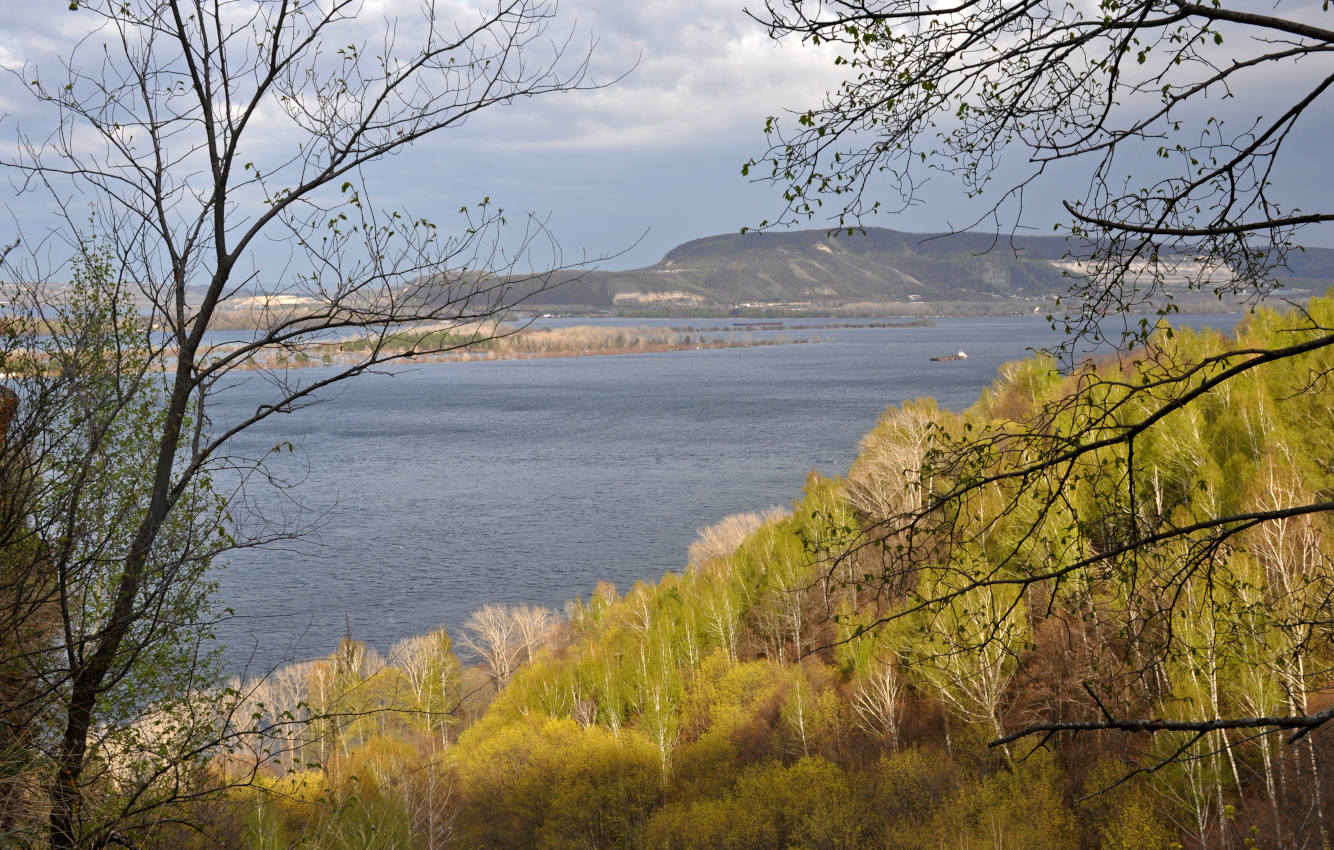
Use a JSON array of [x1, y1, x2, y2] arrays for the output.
[[203, 322, 819, 371]]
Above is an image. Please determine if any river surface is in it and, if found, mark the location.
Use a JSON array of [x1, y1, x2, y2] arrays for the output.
[[212, 314, 1241, 671]]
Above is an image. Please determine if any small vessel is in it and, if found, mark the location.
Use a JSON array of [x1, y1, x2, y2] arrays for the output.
[[930, 350, 968, 361]]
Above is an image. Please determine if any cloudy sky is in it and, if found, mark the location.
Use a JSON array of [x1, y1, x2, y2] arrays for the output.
[[0, 0, 1329, 274]]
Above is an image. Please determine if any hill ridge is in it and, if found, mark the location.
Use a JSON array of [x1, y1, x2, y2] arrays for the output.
[[526, 226, 1334, 315]]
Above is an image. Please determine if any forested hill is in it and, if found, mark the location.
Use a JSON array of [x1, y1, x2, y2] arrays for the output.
[[523, 227, 1334, 314]]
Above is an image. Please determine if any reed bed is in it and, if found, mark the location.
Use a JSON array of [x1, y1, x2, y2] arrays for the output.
[[224, 323, 818, 370]]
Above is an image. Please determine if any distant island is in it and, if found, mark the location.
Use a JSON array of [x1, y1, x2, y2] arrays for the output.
[[206, 322, 827, 371]]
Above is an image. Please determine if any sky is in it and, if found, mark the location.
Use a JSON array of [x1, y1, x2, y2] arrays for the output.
[[0, 0, 1330, 274]]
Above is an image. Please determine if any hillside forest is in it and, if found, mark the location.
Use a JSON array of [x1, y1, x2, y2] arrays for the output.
[[7, 296, 1328, 849]]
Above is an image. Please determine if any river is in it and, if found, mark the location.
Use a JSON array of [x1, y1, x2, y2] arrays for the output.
[[211, 314, 1242, 671]]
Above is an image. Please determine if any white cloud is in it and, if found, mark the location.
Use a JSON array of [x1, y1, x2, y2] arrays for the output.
[[460, 0, 845, 151], [0, 0, 841, 155]]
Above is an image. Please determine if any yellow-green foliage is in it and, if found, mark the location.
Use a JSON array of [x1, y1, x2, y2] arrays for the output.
[[237, 770, 330, 847], [974, 353, 1063, 423], [916, 749, 1077, 850], [452, 716, 659, 848], [644, 756, 865, 850], [1081, 760, 1176, 850]]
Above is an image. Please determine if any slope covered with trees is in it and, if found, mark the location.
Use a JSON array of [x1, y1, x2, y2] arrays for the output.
[[143, 296, 1334, 849]]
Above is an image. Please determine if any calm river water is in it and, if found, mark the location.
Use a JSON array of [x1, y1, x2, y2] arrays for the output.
[[212, 315, 1241, 670]]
